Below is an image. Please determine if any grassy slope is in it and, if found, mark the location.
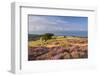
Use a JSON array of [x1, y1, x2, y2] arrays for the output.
[[28, 36, 86, 48]]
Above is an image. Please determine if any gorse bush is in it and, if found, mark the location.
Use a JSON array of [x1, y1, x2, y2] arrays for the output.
[[58, 43, 68, 47]]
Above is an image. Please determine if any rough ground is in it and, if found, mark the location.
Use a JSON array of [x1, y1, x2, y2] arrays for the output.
[[28, 37, 88, 60]]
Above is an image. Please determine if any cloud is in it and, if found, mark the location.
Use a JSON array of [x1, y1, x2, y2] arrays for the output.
[[28, 15, 87, 34]]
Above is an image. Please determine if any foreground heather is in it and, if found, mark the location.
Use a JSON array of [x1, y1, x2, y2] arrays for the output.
[[28, 37, 88, 60]]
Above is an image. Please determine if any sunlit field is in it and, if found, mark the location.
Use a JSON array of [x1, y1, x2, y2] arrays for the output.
[[28, 35, 88, 60]]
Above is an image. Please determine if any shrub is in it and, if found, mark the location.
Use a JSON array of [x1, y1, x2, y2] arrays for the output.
[[40, 33, 54, 41], [59, 43, 67, 47]]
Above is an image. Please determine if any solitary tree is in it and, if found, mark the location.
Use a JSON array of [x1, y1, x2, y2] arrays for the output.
[[41, 33, 54, 42]]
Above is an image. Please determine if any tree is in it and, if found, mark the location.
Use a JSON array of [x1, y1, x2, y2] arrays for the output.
[[41, 33, 54, 42]]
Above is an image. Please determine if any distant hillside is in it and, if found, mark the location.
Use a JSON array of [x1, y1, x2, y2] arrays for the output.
[[28, 34, 41, 41]]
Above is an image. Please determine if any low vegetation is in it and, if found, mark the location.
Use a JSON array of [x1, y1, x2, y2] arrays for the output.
[[28, 33, 88, 60]]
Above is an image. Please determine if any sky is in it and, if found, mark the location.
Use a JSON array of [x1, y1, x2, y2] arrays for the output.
[[28, 15, 88, 34]]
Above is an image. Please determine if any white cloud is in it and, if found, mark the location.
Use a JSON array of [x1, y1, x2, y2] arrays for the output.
[[28, 15, 87, 34]]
